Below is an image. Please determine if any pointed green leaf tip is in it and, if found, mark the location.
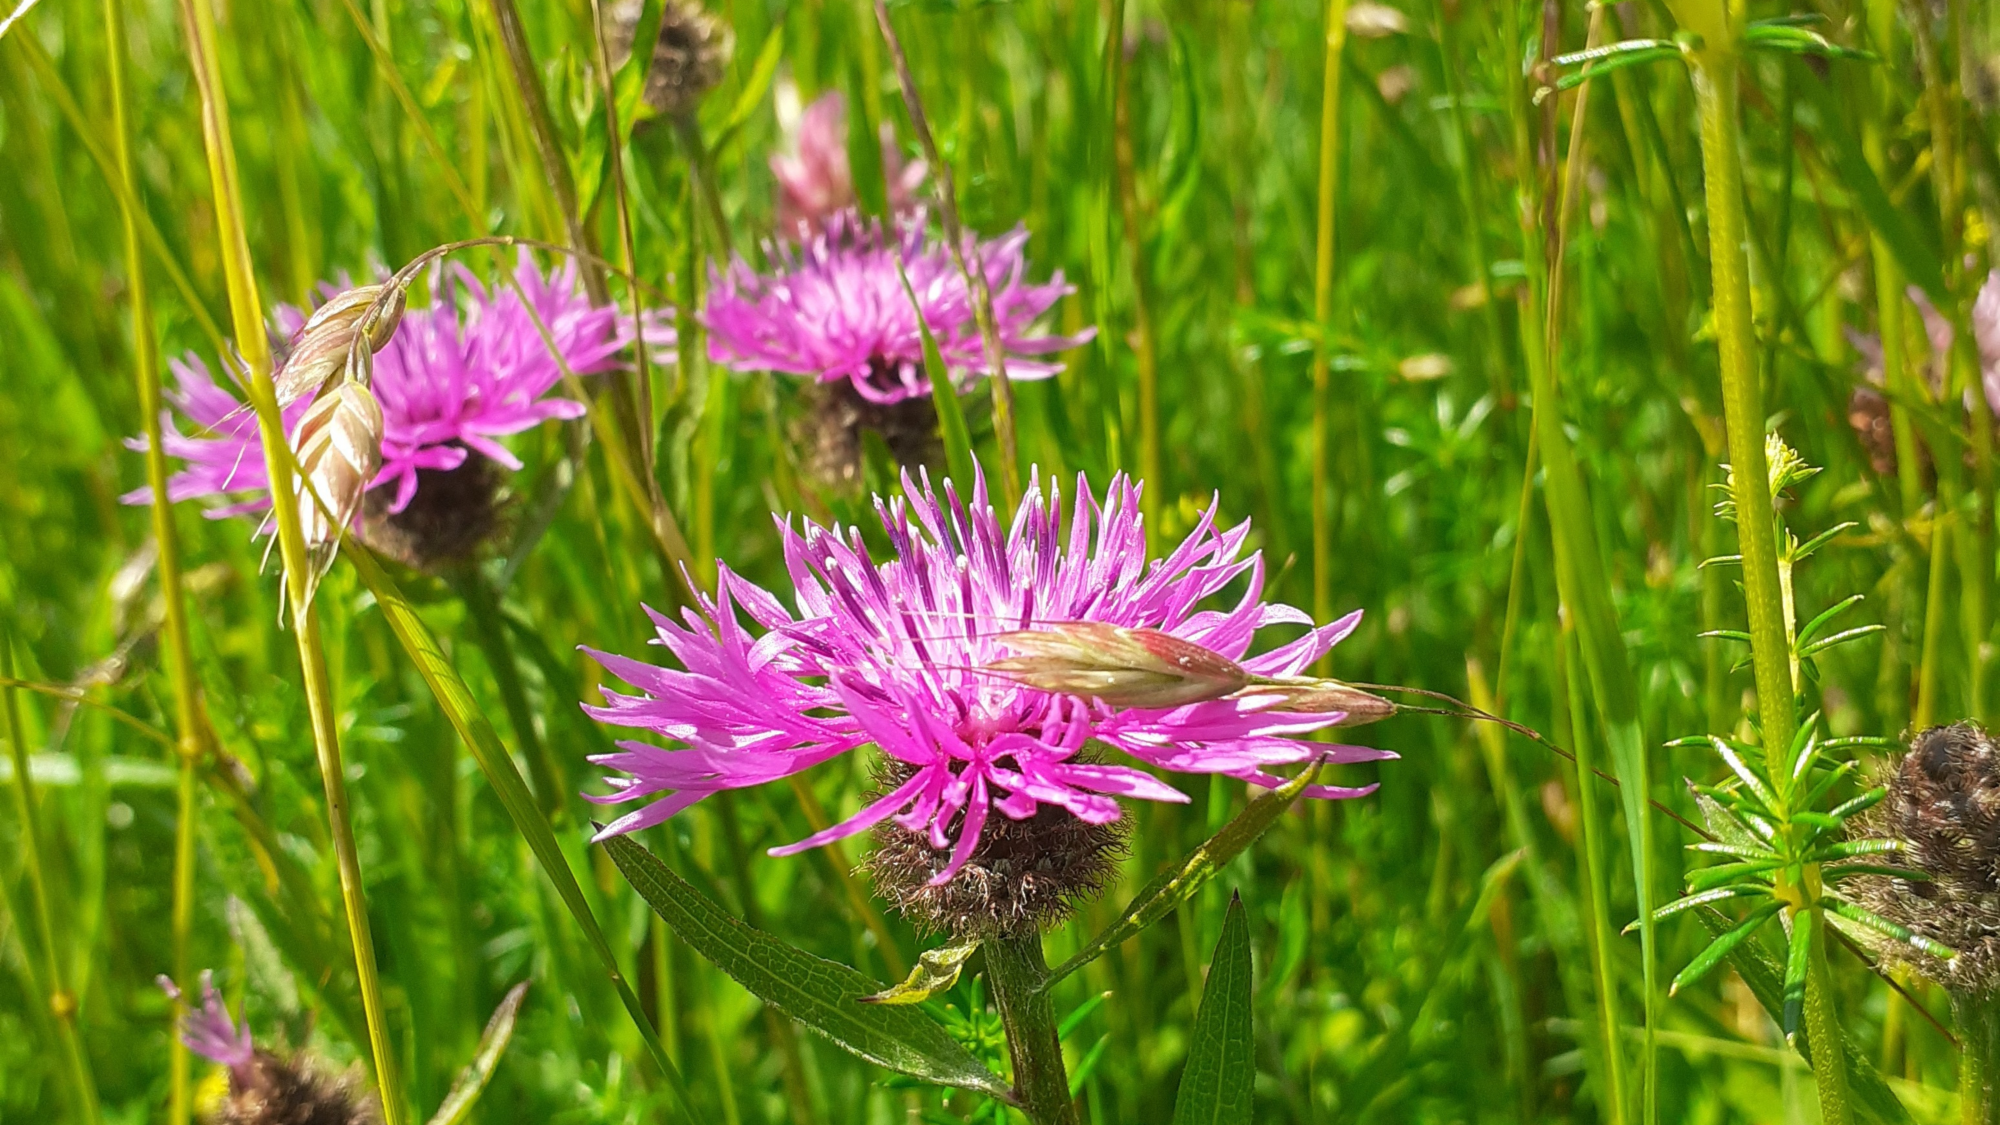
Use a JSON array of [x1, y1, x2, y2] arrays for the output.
[[860, 939, 981, 1006], [1172, 893, 1254, 1125], [599, 832, 1015, 1102]]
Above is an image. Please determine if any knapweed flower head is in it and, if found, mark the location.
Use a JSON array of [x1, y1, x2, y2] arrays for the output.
[[1853, 722, 2000, 995], [609, 0, 734, 120], [159, 971, 378, 1125], [127, 252, 639, 569], [703, 211, 1090, 406], [583, 469, 1389, 932], [771, 89, 927, 235]]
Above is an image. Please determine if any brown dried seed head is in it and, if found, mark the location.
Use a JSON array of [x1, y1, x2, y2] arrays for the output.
[[610, 0, 734, 119], [292, 382, 384, 549], [984, 623, 1249, 709], [218, 1049, 380, 1125]]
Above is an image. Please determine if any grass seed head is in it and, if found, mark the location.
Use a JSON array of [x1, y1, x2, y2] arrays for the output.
[[291, 381, 384, 554]]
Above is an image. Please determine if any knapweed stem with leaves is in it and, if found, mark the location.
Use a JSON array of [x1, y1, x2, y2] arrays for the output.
[[173, 1, 409, 1121], [104, 3, 210, 1122], [985, 932, 1077, 1125]]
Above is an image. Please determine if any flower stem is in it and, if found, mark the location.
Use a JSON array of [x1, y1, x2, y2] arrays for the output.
[[102, 3, 210, 1122], [1, 639, 101, 1125], [1952, 991, 2000, 1125], [453, 567, 567, 823], [985, 931, 1077, 1125], [173, 2, 408, 1121], [1676, 15, 1798, 764], [1106, 0, 1160, 545], [1309, 0, 1350, 663], [1803, 911, 1854, 1125]]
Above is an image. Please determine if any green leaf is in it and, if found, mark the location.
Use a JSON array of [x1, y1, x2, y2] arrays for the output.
[[1546, 45, 1682, 96], [340, 545, 693, 1114], [860, 939, 981, 1006], [1811, 837, 1903, 861], [1637, 885, 1763, 931], [1687, 860, 1782, 892], [1798, 624, 1886, 658], [1824, 786, 1887, 823], [1797, 594, 1864, 646], [1709, 736, 1778, 810], [1822, 899, 1957, 960], [895, 257, 978, 491], [708, 25, 785, 156], [1782, 913, 1813, 1036], [598, 832, 1016, 1101], [1799, 72, 1945, 300], [1695, 908, 1914, 1125], [427, 981, 529, 1125], [1171, 892, 1254, 1125], [1045, 760, 1321, 989], [1671, 901, 1782, 995], [576, 0, 661, 216]]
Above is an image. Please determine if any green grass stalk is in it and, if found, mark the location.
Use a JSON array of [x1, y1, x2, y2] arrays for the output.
[[1310, 0, 1350, 656], [172, 1, 409, 1119], [874, 0, 1022, 508], [1106, 0, 1159, 540], [1, 640, 100, 1125], [103, 3, 210, 1122]]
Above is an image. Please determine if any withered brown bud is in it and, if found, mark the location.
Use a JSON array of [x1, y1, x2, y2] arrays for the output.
[[983, 623, 1250, 710], [608, 0, 734, 120], [291, 382, 384, 551], [213, 1050, 379, 1125], [1852, 722, 2000, 995], [865, 759, 1126, 939]]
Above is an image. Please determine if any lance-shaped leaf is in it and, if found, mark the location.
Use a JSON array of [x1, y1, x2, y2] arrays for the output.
[[1695, 907, 1914, 1125], [600, 832, 1015, 1101], [1822, 899, 1958, 960], [1797, 595, 1864, 647], [1710, 735, 1779, 810], [1671, 900, 1783, 995], [427, 982, 529, 1125], [1687, 859, 1783, 893], [1044, 760, 1320, 989], [860, 939, 981, 1006], [1629, 885, 1763, 933], [1825, 786, 1888, 824], [1171, 893, 1254, 1125]]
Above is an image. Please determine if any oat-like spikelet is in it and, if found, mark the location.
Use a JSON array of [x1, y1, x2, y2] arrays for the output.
[[1852, 722, 2000, 995], [864, 759, 1128, 939]]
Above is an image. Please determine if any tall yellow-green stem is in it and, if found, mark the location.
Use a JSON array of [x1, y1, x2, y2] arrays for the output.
[[104, 3, 210, 1123], [1310, 0, 1349, 663], [173, 1, 409, 1121]]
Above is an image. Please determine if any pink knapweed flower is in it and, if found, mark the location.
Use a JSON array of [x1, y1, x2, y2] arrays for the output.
[[126, 252, 637, 524], [159, 971, 255, 1085], [771, 90, 927, 235], [702, 211, 1092, 405], [583, 470, 1389, 885]]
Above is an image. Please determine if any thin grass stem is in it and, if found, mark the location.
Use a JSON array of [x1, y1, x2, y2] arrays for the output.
[[1309, 0, 1350, 663]]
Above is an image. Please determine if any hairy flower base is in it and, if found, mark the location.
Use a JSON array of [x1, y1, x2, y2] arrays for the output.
[[865, 759, 1127, 938], [794, 378, 945, 492], [207, 1052, 380, 1125], [359, 450, 504, 572], [1855, 722, 2000, 995]]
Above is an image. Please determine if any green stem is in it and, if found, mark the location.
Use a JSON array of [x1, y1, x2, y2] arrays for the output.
[[1803, 911, 1854, 1125], [1309, 0, 1350, 670], [985, 931, 1077, 1125], [1679, 25, 1799, 764], [1952, 991, 2000, 1125], [1562, 627, 1629, 1125], [173, 2, 408, 1120], [1107, 0, 1159, 542], [102, 4, 209, 1122], [1, 640, 101, 1125]]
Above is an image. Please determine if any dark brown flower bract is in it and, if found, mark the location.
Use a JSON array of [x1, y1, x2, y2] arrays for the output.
[[793, 379, 944, 495], [212, 1050, 377, 1125], [360, 448, 505, 573], [1853, 721, 2000, 995], [864, 760, 1127, 939]]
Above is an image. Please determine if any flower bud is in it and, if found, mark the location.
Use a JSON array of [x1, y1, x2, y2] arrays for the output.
[[291, 382, 384, 549], [609, 0, 733, 120], [984, 623, 1249, 710]]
